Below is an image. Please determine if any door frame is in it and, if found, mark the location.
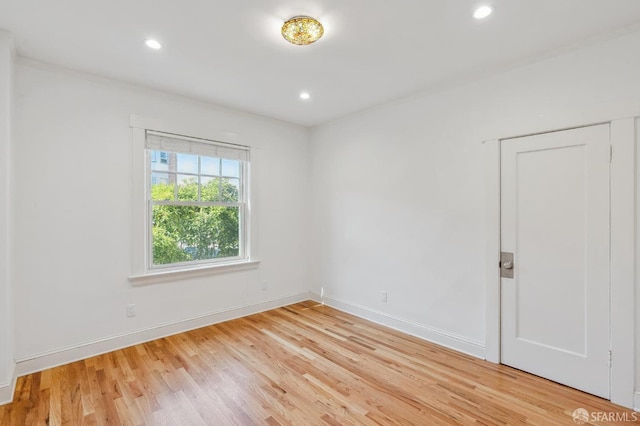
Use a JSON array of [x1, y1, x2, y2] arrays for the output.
[[483, 102, 638, 408]]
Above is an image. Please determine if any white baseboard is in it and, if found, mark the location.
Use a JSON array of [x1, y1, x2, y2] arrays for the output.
[[634, 391, 640, 412], [0, 361, 17, 406], [310, 292, 486, 359], [15, 292, 311, 378]]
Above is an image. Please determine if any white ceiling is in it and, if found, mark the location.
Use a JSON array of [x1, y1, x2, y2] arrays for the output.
[[1, 1, 640, 127]]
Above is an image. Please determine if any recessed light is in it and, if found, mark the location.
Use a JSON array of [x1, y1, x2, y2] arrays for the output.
[[300, 92, 311, 100], [145, 39, 162, 50], [473, 5, 493, 19]]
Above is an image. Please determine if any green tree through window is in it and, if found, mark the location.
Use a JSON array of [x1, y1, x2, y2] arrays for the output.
[[148, 144, 246, 267]]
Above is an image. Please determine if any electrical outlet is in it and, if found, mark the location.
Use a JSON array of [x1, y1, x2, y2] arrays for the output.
[[127, 304, 136, 317], [381, 291, 388, 302], [261, 280, 268, 291]]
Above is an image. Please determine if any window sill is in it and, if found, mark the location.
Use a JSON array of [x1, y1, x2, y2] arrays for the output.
[[129, 260, 260, 286]]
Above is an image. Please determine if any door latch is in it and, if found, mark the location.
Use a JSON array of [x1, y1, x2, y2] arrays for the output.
[[500, 252, 514, 278]]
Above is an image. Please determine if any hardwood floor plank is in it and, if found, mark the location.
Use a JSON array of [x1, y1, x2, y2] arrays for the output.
[[1, 302, 638, 425]]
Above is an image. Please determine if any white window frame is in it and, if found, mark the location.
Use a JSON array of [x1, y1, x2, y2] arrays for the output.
[[146, 131, 248, 270], [129, 115, 260, 285]]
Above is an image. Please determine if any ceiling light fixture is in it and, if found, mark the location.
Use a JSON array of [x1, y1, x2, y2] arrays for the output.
[[282, 16, 324, 45], [473, 5, 493, 19], [144, 39, 162, 50], [300, 92, 311, 100]]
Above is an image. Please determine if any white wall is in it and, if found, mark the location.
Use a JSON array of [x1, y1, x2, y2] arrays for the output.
[[12, 60, 311, 365], [310, 29, 639, 392], [4, 23, 639, 408], [0, 30, 15, 402]]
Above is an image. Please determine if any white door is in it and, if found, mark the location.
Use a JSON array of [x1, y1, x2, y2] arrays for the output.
[[500, 124, 610, 399]]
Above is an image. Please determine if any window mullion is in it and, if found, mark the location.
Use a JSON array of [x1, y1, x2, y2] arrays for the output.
[[197, 155, 201, 202], [240, 162, 244, 202], [152, 200, 242, 208], [172, 155, 178, 201]]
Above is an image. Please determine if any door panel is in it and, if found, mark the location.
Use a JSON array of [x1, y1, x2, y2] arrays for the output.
[[501, 124, 610, 399]]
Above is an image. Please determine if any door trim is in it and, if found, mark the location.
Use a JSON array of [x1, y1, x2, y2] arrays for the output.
[[483, 117, 636, 408]]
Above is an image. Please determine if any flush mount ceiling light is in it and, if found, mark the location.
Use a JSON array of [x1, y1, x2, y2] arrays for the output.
[[473, 5, 493, 19], [299, 92, 311, 100], [282, 16, 324, 45], [144, 39, 162, 49]]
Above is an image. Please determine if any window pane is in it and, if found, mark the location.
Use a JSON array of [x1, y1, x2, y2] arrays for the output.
[[151, 173, 174, 201], [150, 151, 170, 171], [222, 178, 239, 202], [152, 205, 239, 265], [201, 176, 220, 202], [221, 159, 240, 177], [201, 156, 220, 176], [176, 153, 198, 174], [177, 175, 198, 201]]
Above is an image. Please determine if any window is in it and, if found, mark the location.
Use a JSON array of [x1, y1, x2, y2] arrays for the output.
[[145, 131, 249, 269]]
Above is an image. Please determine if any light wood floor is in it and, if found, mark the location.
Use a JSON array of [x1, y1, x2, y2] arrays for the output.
[[0, 301, 637, 425]]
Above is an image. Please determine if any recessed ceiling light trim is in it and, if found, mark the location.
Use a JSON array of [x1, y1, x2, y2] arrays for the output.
[[145, 39, 162, 50], [473, 5, 493, 19], [282, 16, 324, 45]]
